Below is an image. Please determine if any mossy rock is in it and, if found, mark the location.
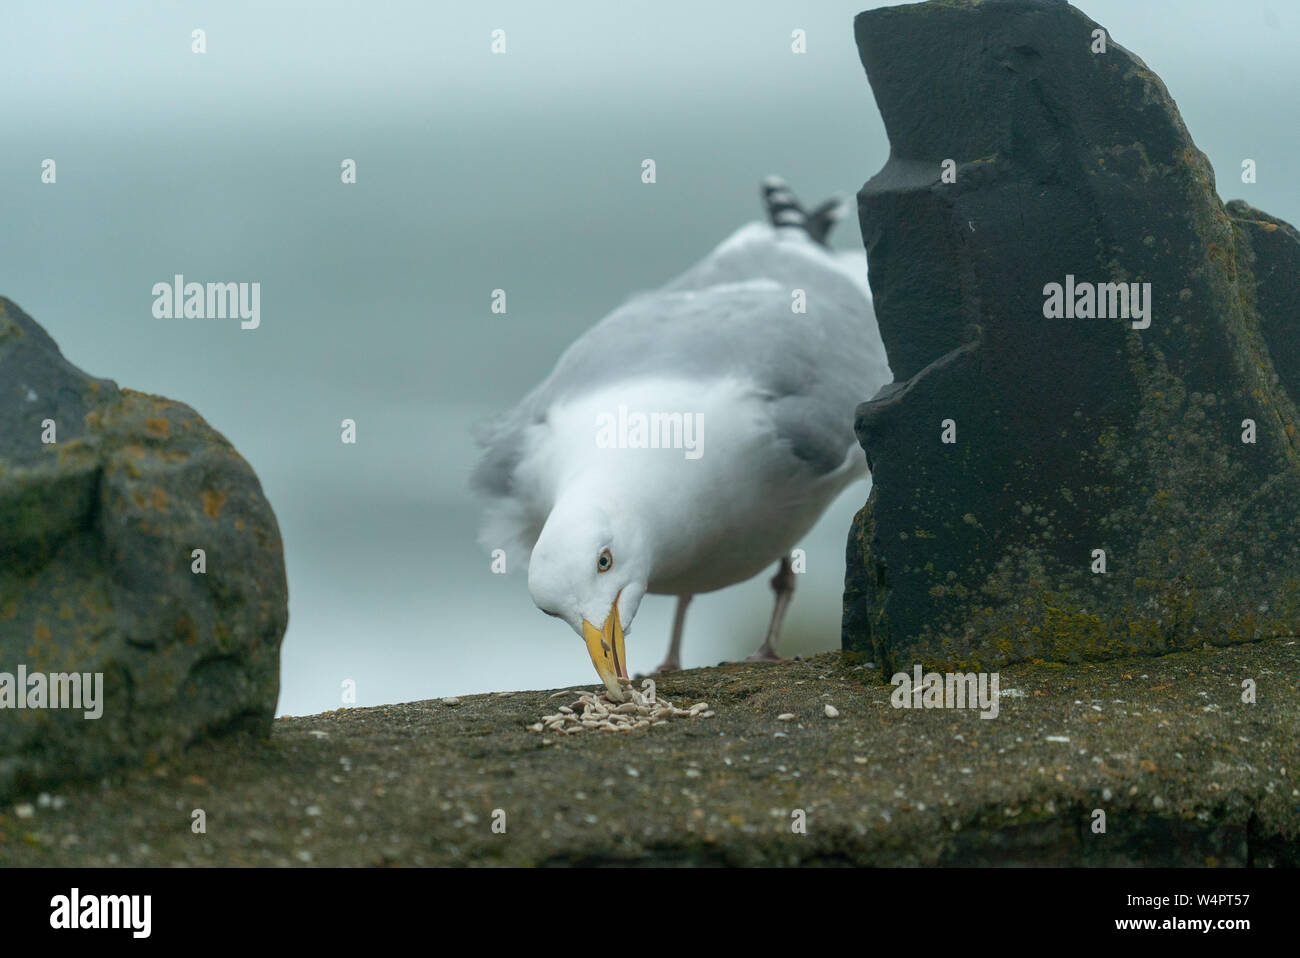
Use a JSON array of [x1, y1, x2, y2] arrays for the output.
[[843, 0, 1300, 674], [0, 297, 288, 800]]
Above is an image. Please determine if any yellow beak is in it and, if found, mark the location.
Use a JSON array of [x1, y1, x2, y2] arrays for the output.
[[582, 594, 627, 701]]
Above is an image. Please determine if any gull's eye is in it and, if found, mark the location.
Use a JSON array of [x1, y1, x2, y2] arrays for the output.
[[597, 548, 613, 573]]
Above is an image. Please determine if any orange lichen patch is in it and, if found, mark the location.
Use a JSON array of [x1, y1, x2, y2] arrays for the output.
[[132, 491, 148, 508], [34, 624, 51, 641], [234, 518, 246, 531], [56, 439, 96, 463], [202, 490, 228, 519], [175, 615, 199, 645], [150, 488, 169, 512], [161, 450, 190, 462], [145, 417, 171, 438]]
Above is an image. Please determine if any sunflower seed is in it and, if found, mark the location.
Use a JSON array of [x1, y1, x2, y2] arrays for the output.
[[528, 684, 718, 734]]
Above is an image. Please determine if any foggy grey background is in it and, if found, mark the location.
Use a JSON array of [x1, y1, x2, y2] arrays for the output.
[[2, 1, 1296, 716]]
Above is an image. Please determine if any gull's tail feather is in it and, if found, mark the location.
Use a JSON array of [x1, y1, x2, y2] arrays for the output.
[[806, 196, 849, 246], [761, 177, 847, 247]]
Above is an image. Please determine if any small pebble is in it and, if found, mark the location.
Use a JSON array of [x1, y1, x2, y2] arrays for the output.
[[777, 713, 795, 721], [442, 697, 461, 706], [824, 704, 840, 718]]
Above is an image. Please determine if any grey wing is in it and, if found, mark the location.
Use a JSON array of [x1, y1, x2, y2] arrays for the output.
[[471, 226, 891, 496], [760, 281, 891, 475]]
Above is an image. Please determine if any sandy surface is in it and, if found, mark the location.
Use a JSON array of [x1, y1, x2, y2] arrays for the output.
[[2, 643, 1296, 866]]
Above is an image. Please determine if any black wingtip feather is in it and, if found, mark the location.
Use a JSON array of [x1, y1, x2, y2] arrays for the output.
[[760, 178, 844, 247]]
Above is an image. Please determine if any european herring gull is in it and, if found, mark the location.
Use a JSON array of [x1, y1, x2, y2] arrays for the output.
[[473, 178, 892, 700]]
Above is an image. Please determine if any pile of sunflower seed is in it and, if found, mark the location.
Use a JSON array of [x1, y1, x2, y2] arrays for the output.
[[527, 677, 713, 735]]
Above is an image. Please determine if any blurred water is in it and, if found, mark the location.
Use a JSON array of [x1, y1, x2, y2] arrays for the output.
[[2, 1, 1296, 715]]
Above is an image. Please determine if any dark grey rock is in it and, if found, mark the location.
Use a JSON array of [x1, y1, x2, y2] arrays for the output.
[[2, 646, 1296, 866], [843, 0, 1300, 674], [0, 297, 288, 799]]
